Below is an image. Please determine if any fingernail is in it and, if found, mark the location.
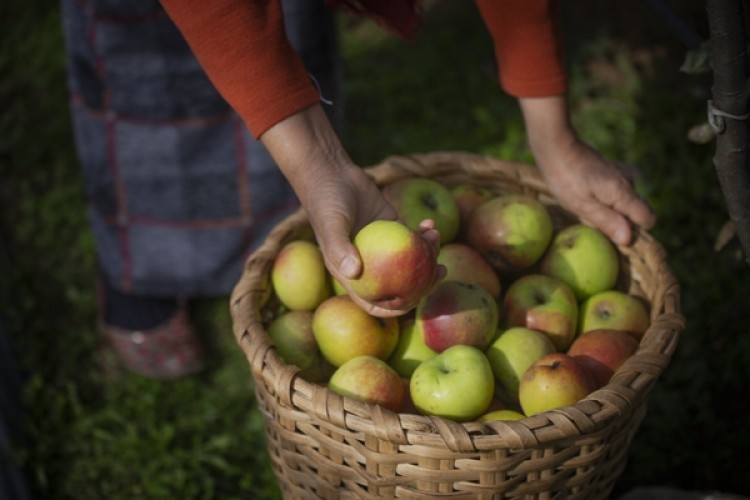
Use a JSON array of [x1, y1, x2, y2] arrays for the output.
[[614, 227, 629, 245], [340, 256, 358, 278]]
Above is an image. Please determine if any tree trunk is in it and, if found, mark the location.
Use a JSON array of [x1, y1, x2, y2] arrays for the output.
[[707, 0, 750, 263]]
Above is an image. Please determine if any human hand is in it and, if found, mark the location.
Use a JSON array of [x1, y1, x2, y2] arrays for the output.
[[261, 104, 442, 317], [535, 140, 656, 246], [520, 96, 656, 246]]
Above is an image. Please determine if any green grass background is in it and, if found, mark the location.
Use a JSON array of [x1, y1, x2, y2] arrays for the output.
[[2, 0, 750, 498]]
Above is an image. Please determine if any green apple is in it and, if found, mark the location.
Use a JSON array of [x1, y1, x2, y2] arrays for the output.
[[387, 317, 437, 378], [478, 409, 526, 422], [578, 290, 650, 340], [382, 177, 460, 245], [485, 326, 556, 401], [437, 243, 501, 299], [271, 240, 331, 311], [347, 220, 438, 312], [329, 355, 405, 412], [540, 224, 620, 300], [465, 194, 553, 274], [502, 274, 579, 351], [410, 345, 495, 421], [519, 353, 595, 416], [567, 328, 639, 388], [416, 280, 499, 353], [268, 310, 335, 383], [312, 295, 399, 367]]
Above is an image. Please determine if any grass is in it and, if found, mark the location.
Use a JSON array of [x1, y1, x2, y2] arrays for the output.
[[2, 0, 750, 498]]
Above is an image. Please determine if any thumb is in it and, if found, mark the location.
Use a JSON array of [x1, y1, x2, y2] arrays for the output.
[[314, 215, 362, 280]]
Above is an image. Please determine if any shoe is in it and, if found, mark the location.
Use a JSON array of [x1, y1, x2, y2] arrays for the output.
[[101, 304, 205, 380]]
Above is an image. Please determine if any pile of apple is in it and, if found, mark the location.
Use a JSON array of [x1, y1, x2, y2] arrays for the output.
[[267, 177, 650, 423]]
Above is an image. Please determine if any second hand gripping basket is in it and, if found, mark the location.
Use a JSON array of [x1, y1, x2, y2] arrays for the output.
[[230, 151, 685, 499]]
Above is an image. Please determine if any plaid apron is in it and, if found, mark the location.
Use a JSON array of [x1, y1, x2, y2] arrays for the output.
[[59, 0, 341, 297]]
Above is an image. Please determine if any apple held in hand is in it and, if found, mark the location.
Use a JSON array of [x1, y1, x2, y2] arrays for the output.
[[518, 353, 596, 416], [578, 290, 650, 340], [416, 280, 499, 353], [347, 220, 438, 311], [486, 326, 557, 401], [410, 345, 495, 421], [567, 328, 639, 389], [387, 317, 437, 378], [503, 274, 579, 351], [272, 240, 331, 311], [329, 355, 405, 412], [437, 243, 501, 299], [382, 177, 460, 245], [465, 194, 553, 274], [540, 224, 620, 301], [313, 295, 399, 367]]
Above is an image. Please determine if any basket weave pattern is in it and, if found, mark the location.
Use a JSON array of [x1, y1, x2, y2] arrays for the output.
[[230, 152, 684, 499]]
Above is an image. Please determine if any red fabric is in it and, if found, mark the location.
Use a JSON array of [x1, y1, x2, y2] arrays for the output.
[[160, 0, 320, 138], [475, 0, 567, 97], [160, 0, 567, 138]]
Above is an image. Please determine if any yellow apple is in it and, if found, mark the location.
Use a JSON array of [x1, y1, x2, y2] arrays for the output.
[[271, 240, 330, 311], [578, 290, 650, 340], [312, 295, 399, 367], [519, 353, 595, 416], [328, 355, 405, 412]]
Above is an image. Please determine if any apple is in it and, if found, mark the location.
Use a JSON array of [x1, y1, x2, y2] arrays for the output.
[[502, 274, 579, 351], [409, 345, 495, 421], [328, 355, 405, 412], [387, 317, 437, 378], [578, 290, 650, 340], [330, 274, 348, 296], [437, 243, 501, 299], [312, 295, 399, 367], [518, 353, 596, 416], [478, 409, 526, 422], [347, 220, 438, 312], [567, 328, 639, 389], [485, 326, 557, 401], [540, 224, 620, 301], [271, 240, 331, 311], [267, 310, 333, 382], [465, 194, 553, 274], [382, 177, 460, 245], [416, 280, 499, 353], [450, 183, 494, 238]]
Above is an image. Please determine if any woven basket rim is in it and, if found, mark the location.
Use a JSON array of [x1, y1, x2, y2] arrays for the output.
[[230, 150, 685, 453]]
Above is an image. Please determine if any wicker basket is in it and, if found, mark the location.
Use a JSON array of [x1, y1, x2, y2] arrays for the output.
[[230, 151, 684, 499]]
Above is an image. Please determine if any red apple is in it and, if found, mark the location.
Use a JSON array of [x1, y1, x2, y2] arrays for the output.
[[578, 290, 650, 341], [416, 280, 499, 353], [518, 353, 596, 416], [271, 240, 331, 311], [347, 220, 438, 312], [437, 243, 501, 299], [465, 194, 553, 274], [312, 295, 399, 367], [450, 183, 494, 239], [503, 274, 579, 351], [328, 355, 405, 412], [567, 328, 639, 388]]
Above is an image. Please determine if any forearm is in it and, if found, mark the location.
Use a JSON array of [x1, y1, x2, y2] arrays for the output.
[[519, 95, 578, 168], [260, 104, 356, 207]]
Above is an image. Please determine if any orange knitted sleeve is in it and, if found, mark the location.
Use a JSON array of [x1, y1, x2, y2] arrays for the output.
[[475, 0, 567, 97], [160, 0, 320, 138]]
